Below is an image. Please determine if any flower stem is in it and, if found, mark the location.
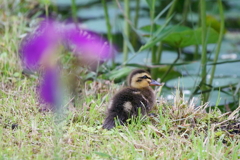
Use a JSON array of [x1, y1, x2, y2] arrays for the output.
[[102, 0, 115, 66], [71, 0, 77, 23], [206, 0, 225, 101], [123, 0, 130, 62], [200, 0, 208, 103], [132, 0, 140, 49]]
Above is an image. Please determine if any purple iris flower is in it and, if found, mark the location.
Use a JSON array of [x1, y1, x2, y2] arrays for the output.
[[20, 19, 114, 107], [20, 20, 60, 71], [63, 26, 113, 60], [38, 67, 61, 107]]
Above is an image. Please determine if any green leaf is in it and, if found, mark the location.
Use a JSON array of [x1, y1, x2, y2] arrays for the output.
[[145, 0, 153, 9], [140, 25, 190, 37], [105, 67, 132, 81], [139, 26, 173, 51], [162, 27, 219, 48], [140, 25, 219, 49], [13, 72, 21, 77], [206, 15, 227, 34], [94, 152, 112, 158], [140, 24, 162, 34]]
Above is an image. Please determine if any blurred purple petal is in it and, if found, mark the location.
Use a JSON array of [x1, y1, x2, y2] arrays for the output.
[[63, 26, 114, 60], [20, 19, 60, 71], [20, 19, 114, 71], [20, 19, 115, 110], [38, 67, 61, 107]]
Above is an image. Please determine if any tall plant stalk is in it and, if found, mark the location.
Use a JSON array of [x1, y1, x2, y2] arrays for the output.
[[194, 3, 201, 60], [41, 0, 51, 18], [200, 0, 208, 103], [102, 0, 115, 66], [45, 5, 49, 18], [157, 0, 177, 63], [206, 0, 225, 101], [150, 0, 158, 79], [123, 0, 130, 62], [132, 0, 140, 48], [150, 0, 156, 63], [71, 0, 77, 22], [161, 48, 181, 82], [155, 0, 177, 79], [182, 0, 190, 25], [166, 0, 178, 20]]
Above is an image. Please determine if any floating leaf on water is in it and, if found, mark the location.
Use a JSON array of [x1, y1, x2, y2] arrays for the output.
[[166, 76, 239, 89], [77, 4, 120, 19], [52, 0, 98, 7], [208, 91, 235, 107], [211, 62, 240, 77], [114, 50, 180, 65], [166, 76, 202, 89], [175, 61, 240, 77], [138, 18, 165, 29], [83, 18, 123, 34]]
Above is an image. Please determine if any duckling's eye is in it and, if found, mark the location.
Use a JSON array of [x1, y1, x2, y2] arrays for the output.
[[136, 75, 151, 82], [141, 75, 150, 79]]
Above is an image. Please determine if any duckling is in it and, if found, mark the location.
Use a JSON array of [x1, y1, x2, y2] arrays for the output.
[[103, 69, 162, 129]]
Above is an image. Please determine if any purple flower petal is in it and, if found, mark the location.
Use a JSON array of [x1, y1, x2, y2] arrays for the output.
[[63, 26, 114, 60], [20, 19, 115, 109], [20, 19, 60, 71], [20, 19, 114, 71], [38, 67, 61, 107]]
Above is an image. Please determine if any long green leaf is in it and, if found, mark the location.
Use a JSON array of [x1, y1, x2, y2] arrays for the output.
[[162, 27, 219, 48], [142, 25, 219, 46], [139, 26, 173, 51]]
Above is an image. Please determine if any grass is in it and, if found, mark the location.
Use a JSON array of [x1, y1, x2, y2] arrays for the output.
[[1, 2, 240, 160]]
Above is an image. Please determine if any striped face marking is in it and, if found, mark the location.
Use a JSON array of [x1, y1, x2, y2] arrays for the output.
[[136, 75, 151, 82], [130, 73, 152, 88]]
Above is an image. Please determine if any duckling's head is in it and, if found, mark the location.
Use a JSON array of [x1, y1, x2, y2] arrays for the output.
[[127, 69, 162, 89]]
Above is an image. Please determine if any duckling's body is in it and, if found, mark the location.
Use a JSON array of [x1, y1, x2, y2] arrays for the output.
[[103, 69, 162, 129]]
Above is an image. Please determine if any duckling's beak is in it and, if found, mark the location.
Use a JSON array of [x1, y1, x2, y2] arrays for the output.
[[149, 79, 162, 86]]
